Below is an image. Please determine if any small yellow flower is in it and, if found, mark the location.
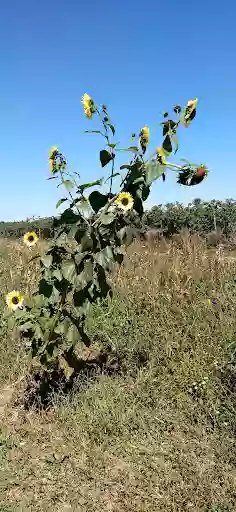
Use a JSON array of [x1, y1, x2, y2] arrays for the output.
[[115, 192, 134, 211], [6, 291, 24, 311], [156, 146, 166, 165], [140, 126, 149, 150], [23, 231, 38, 247], [81, 93, 95, 119]]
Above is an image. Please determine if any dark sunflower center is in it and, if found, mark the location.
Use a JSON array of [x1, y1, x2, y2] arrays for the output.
[[12, 296, 19, 305], [122, 198, 129, 206], [28, 235, 34, 242]]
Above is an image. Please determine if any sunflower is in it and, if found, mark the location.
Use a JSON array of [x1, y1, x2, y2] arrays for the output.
[[183, 98, 198, 127], [23, 231, 38, 247], [81, 93, 95, 119], [156, 146, 166, 165], [49, 146, 58, 173], [140, 126, 149, 152], [6, 290, 24, 311], [115, 192, 134, 211]]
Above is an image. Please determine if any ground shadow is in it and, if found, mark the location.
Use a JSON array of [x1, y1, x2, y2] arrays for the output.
[[23, 349, 122, 410]]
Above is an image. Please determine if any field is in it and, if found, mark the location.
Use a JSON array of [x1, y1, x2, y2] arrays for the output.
[[0, 235, 236, 511]]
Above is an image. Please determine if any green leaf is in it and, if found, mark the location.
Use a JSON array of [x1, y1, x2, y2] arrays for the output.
[[78, 179, 103, 192], [100, 150, 114, 168], [89, 191, 109, 213], [105, 172, 120, 183], [84, 130, 101, 134], [100, 211, 115, 225], [56, 198, 68, 209], [41, 254, 53, 268], [119, 146, 139, 152], [120, 164, 132, 170], [53, 269, 63, 281], [94, 246, 114, 269], [162, 135, 172, 155], [19, 321, 34, 332], [107, 143, 118, 148], [54, 319, 70, 335], [145, 161, 163, 185], [107, 123, 115, 136], [61, 261, 77, 283], [80, 233, 93, 252], [118, 226, 135, 246], [62, 180, 74, 190], [39, 279, 53, 298]]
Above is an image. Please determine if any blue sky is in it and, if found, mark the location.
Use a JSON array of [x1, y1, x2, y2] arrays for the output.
[[0, 0, 235, 221]]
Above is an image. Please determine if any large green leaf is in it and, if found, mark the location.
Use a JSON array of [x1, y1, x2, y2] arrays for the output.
[[78, 179, 103, 192], [100, 150, 114, 168], [89, 191, 109, 213], [62, 180, 74, 190], [145, 160, 163, 185], [61, 261, 77, 283], [118, 226, 135, 246], [41, 254, 53, 268], [100, 211, 115, 225], [94, 246, 114, 269], [56, 198, 68, 209], [39, 279, 53, 298]]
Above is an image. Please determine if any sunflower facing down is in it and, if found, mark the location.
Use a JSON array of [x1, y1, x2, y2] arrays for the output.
[[81, 93, 96, 119], [23, 231, 38, 247], [156, 146, 166, 165], [6, 291, 24, 311], [115, 192, 134, 211], [183, 98, 198, 127], [139, 126, 149, 152], [49, 146, 58, 173]]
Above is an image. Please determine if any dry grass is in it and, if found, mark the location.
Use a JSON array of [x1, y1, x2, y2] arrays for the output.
[[0, 234, 236, 511]]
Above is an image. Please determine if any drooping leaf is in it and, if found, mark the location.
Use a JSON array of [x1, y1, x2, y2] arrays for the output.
[[100, 211, 115, 225], [162, 135, 172, 155], [41, 254, 53, 268], [107, 143, 118, 148], [54, 319, 70, 335], [53, 269, 63, 281], [120, 164, 132, 171], [84, 130, 102, 134], [107, 123, 115, 135], [145, 160, 163, 185], [78, 179, 103, 192], [61, 261, 77, 283], [39, 279, 53, 298], [56, 198, 68, 209], [62, 180, 74, 190], [100, 150, 114, 168], [105, 172, 120, 183], [120, 146, 139, 152], [118, 226, 135, 246], [80, 233, 93, 252], [89, 191, 109, 213], [94, 246, 114, 269]]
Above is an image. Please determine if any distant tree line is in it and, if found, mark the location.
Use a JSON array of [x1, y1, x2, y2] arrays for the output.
[[142, 199, 236, 238], [0, 217, 54, 239], [1, 200, 236, 240]]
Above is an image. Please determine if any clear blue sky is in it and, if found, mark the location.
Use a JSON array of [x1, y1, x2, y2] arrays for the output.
[[0, 0, 235, 221]]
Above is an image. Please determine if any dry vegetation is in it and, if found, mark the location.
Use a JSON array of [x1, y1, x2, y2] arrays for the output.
[[0, 234, 236, 511]]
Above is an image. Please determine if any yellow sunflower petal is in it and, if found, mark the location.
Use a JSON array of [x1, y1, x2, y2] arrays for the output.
[[6, 290, 25, 311], [23, 231, 38, 247], [115, 192, 134, 211]]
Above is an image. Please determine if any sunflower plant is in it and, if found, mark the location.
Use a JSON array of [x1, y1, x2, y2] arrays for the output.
[[5, 94, 208, 377]]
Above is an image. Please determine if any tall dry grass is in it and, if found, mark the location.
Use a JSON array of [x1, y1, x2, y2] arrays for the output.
[[0, 234, 236, 511]]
